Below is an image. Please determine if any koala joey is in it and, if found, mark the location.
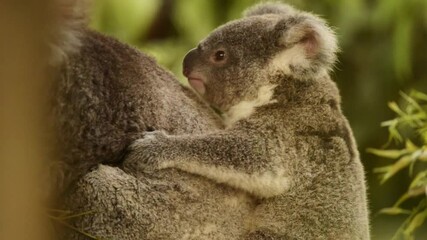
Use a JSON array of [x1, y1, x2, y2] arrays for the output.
[[125, 2, 370, 239]]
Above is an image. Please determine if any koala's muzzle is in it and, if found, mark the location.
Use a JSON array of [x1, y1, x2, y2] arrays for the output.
[[183, 48, 197, 77], [183, 48, 206, 95]]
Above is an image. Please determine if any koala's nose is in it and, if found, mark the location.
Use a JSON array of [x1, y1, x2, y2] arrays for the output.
[[183, 66, 191, 77], [183, 48, 197, 77]]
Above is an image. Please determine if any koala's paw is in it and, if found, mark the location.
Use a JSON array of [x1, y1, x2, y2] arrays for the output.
[[124, 131, 169, 173], [140, 130, 168, 141]]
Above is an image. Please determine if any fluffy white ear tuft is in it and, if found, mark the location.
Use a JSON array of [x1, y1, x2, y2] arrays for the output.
[[271, 13, 338, 79], [49, 0, 89, 66]]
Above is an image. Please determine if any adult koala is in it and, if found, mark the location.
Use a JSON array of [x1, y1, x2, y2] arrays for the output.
[[50, 1, 253, 239]]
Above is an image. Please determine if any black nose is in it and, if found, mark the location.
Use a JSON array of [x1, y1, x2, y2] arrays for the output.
[[182, 48, 197, 77]]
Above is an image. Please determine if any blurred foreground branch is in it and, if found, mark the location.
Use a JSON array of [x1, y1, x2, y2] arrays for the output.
[[0, 0, 54, 239]]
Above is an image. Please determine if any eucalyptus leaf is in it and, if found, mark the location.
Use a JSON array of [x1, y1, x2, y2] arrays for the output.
[[379, 207, 412, 215], [388, 102, 406, 117], [379, 155, 412, 184], [409, 171, 427, 190], [393, 192, 411, 207], [410, 90, 427, 102], [403, 207, 427, 236], [367, 148, 407, 159], [405, 140, 418, 152], [373, 90, 427, 238]]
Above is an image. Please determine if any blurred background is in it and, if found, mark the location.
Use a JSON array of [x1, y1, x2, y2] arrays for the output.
[[88, 0, 427, 239]]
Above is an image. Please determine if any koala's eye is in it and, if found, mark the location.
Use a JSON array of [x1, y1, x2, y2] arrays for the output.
[[211, 50, 226, 63]]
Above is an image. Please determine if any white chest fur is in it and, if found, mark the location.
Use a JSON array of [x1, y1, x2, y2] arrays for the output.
[[222, 84, 277, 128]]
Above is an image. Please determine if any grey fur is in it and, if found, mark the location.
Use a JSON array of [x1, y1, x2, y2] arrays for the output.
[[51, 1, 256, 239], [51, 28, 223, 191], [49, 0, 89, 65], [126, 2, 370, 239], [243, 1, 296, 17]]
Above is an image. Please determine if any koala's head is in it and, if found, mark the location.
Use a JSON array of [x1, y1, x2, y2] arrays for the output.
[[183, 2, 338, 112]]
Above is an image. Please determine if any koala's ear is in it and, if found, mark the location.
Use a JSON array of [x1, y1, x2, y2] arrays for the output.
[[243, 2, 297, 17], [271, 14, 338, 78]]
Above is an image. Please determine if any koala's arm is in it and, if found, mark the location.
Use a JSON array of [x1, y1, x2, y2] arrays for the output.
[[124, 131, 291, 198]]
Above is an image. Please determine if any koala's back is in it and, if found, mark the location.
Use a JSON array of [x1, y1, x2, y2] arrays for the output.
[[58, 30, 253, 239], [53, 29, 221, 186]]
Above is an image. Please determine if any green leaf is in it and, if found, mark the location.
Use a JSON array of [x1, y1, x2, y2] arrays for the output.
[[405, 140, 418, 152], [393, 186, 427, 208], [375, 90, 427, 239], [407, 186, 427, 198], [379, 207, 412, 215], [403, 206, 427, 236], [409, 171, 427, 189], [367, 148, 407, 159], [374, 165, 391, 174], [381, 118, 403, 143], [393, 192, 411, 207], [418, 149, 427, 162], [377, 155, 412, 184], [400, 91, 424, 113], [391, 199, 426, 240], [408, 149, 424, 176], [409, 159, 416, 177], [410, 90, 427, 102], [388, 101, 406, 117]]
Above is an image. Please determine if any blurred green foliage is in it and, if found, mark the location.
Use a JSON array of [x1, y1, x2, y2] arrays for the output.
[[89, 0, 427, 239], [369, 90, 427, 239]]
